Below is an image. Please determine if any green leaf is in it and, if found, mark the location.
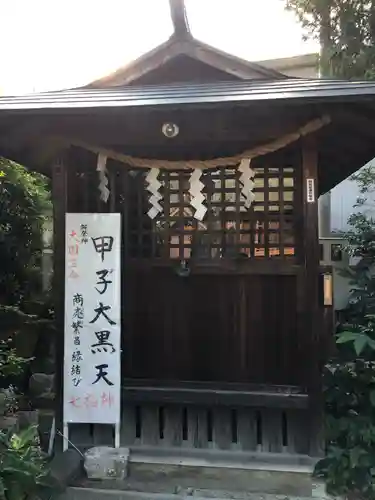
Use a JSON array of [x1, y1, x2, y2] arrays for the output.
[[16, 425, 38, 447], [336, 330, 372, 354], [336, 331, 359, 343], [370, 391, 375, 408], [0, 423, 55, 499], [0, 477, 5, 498], [5, 481, 25, 500], [354, 335, 369, 355]]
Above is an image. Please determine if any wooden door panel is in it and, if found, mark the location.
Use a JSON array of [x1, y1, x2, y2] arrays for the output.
[[124, 270, 302, 386]]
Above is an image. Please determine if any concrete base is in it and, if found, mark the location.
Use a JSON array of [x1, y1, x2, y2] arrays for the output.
[[127, 461, 312, 496], [84, 447, 130, 480], [61, 484, 330, 500], [127, 446, 314, 496], [58, 446, 318, 499]]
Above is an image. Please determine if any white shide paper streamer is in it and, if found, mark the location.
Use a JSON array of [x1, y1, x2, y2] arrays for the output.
[[146, 168, 163, 220], [96, 153, 110, 203], [238, 158, 256, 209], [189, 169, 207, 221]]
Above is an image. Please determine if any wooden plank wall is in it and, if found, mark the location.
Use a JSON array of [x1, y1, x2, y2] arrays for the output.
[[50, 142, 331, 456], [60, 146, 311, 388], [125, 270, 303, 386], [68, 401, 310, 455], [301, 137, 324, 456], [52, 155, 68, 449]]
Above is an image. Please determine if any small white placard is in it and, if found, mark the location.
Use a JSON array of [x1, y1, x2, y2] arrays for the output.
[[64, 213, 121, 425], [306, 178, 315, 203]]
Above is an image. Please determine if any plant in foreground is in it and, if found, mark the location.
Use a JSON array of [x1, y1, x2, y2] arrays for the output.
[[0, 338, 31, 421], [0, 425, 57, 500], [314, 316, 375, 499]]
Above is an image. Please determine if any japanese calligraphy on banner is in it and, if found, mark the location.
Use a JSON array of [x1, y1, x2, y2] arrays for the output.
[[64, 213, 121, 425]]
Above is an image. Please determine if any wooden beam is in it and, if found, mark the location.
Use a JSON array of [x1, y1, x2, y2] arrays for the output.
[[127, 257, 301, 275], [52, 154, 68, 451], [334, 110, 375, 139], [301, 136, 324, 457], [2, 119, 48, 150], [122, 380, 308, 409], [122, 386, 308, 409], [34, 108, 310, 147], [47, 115, 329, 172]]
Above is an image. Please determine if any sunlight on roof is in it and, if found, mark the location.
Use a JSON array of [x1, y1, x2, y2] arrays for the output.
[[0, 0, 318, 95]]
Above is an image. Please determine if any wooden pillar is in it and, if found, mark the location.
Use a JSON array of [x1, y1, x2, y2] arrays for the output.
[[52, 154, 68, 450], [301, 136, 324, 457]]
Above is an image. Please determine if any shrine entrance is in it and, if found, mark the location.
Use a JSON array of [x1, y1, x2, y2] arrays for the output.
[[122, 150, 302, 387], [4, 74, 375, 492], [3, 2, 375, 495], [62, 137, 323, 455]]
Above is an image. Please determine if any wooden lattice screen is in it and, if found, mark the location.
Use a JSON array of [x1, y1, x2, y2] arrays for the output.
[[127, 162, 298, 261], [65, 147, 307, 387]]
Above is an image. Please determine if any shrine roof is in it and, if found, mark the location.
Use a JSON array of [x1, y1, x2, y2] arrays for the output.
[[1, 77, 375, 194], [1, 78, 375, 111]]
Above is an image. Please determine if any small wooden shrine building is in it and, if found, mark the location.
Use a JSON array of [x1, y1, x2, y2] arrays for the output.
[[2, 0, 375, 467]]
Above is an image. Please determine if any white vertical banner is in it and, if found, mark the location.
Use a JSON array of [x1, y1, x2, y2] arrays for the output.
[[64, 213, 121, 425]]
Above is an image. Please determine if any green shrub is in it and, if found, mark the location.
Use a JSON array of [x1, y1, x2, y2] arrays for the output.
[[0, 339, 30, 383], [0, 160, 50, 306], [314, 162, 375, 498], [315, 356, 375, 498], [0, 425, 57, 499]]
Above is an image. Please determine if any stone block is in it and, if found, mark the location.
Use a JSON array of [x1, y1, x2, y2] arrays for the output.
[[17, 410, 39, 429], [29, 373, 55, 397], [84, 447, 130, 480], [0, 415, 18, 431], [129, 462, 313, 496], [50, 449, 84, 487]]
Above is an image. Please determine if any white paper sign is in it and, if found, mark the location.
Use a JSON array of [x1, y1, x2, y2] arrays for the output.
[[306, 178, 315, 203], [64, 213, 121, 424]]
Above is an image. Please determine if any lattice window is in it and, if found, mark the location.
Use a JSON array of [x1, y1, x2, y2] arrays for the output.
[[127, 162, 298, 260]]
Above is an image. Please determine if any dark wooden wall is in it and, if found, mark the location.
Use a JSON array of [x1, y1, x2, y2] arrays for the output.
[[61, 144, 321, 390], [124, 271, 303, 385]]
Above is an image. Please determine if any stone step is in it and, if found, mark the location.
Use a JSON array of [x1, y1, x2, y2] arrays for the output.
[[62, 466, 321, 500], [58, 447, 328, 500], [61, 485, 328, 500], [82, 446, 316, 497], [126, 461, 312, 496]]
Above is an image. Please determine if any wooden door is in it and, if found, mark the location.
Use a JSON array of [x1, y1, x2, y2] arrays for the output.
[[122, 268, 306, 386]]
